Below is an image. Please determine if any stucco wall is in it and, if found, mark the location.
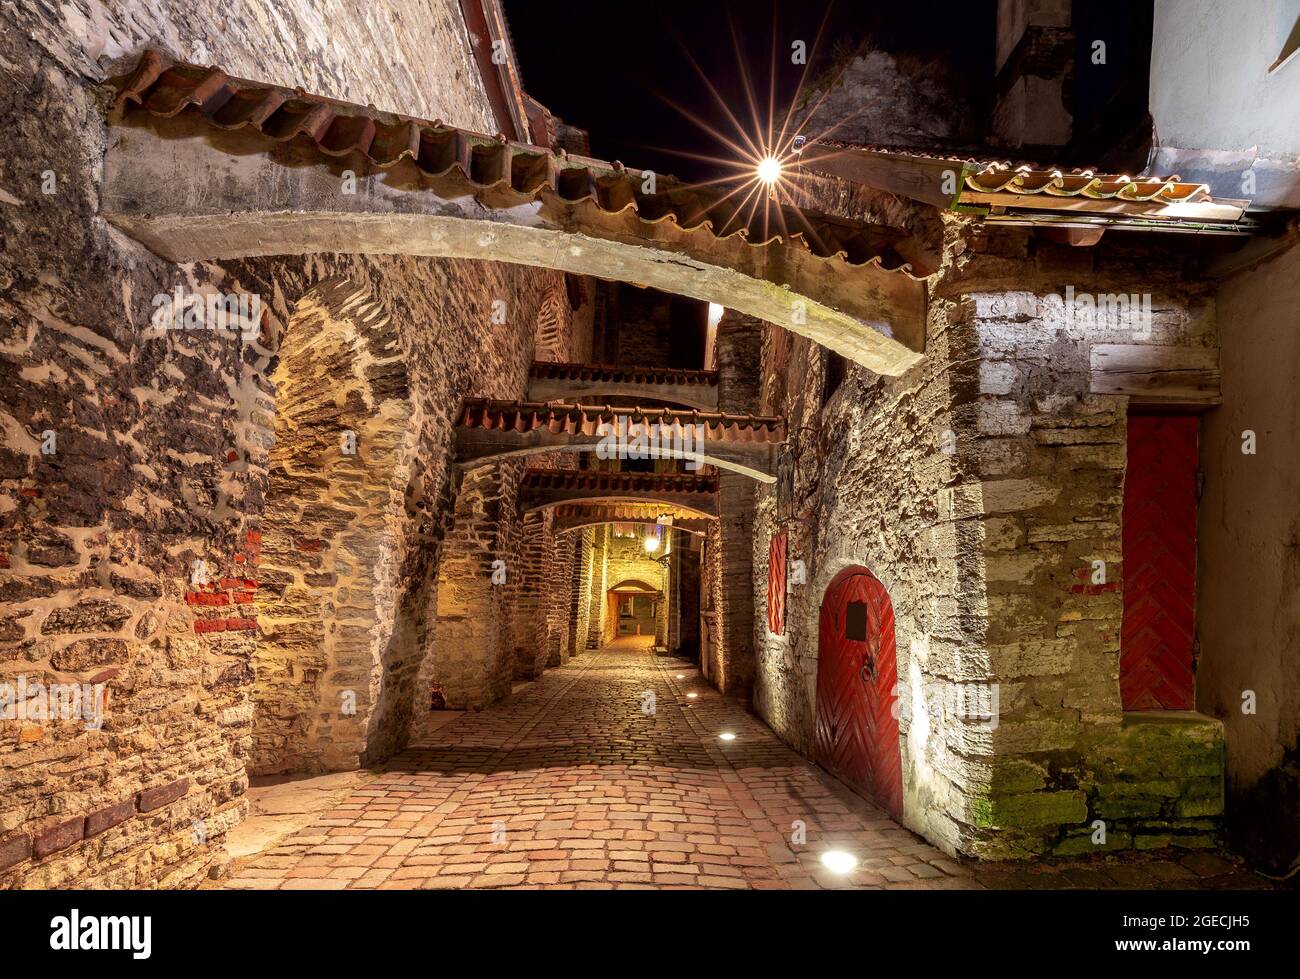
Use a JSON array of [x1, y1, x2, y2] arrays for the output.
[[1197, 241, 1300, 872], [1151, 0, 1300, 158]]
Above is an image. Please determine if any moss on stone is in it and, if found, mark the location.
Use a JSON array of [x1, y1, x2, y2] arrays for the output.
[[1053, 830, 1133, 856], [972, 790, 1088, 828]]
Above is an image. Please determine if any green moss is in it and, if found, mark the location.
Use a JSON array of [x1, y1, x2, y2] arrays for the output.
[[989, 759, 1049, 795], [972, 790, 1088, 828], [1053, 831, 1133, 856]]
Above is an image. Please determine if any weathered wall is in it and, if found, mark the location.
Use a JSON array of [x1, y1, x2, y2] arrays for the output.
[[0, 0, 557, 887], [751, 214, 1228, 858], [45, 0, 497, 131], [1151, 0, 1300, 160], [1198, 241, 1300, 873], [799, 45, 982, 151], [605, 533, 669, 645]]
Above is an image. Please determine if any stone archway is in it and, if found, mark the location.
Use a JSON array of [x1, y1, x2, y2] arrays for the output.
[[251, 276, 422, 774], [103, 51, 928, 378]]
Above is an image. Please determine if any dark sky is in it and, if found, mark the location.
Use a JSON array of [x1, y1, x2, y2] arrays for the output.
[[503, 0, 996, 182]]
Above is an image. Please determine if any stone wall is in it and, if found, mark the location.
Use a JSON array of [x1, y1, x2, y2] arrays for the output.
[[0, 0, 564, 887], [750, 214, 1227, 858]]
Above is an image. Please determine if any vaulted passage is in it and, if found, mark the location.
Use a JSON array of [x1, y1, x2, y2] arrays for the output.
[[217, 641, 1259, 891], [3, 0, 1294, 897]]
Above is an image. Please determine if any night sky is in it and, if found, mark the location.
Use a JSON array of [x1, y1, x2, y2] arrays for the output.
[[503, 0, 996, 183]]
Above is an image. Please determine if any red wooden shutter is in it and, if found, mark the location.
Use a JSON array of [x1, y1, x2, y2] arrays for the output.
[[767, 532, 787, 635], [1120, 414, 1198, 710]]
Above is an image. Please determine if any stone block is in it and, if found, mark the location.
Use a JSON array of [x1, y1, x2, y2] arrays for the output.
[[85, 798, 137, 837], [50, 638, 130, 672], [41, 601, 132, 636], [138, 778, 190, 813], [33, 817, 85, 858], [973, 790, 1089, 828], [0, 833, 33, 872]]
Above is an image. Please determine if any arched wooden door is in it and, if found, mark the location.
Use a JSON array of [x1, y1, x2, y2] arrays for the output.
[[815, 567, 903, 818]]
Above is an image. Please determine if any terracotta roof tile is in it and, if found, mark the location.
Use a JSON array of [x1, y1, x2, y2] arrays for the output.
[[530, 362, 719, 387], [800, 139, 1230, 220], [522, 471, 719, 495], [963, 165, 1209, 203], [111, 50, 923, 273]]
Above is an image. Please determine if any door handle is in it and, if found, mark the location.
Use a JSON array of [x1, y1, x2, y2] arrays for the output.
[[860, 657, 876, 683]]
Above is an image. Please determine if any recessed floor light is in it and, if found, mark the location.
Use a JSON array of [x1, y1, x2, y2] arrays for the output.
[[686, 692, 698, 698], [676, 674, 685, 679], [820, 850, 858, 874], [719, 732, 737, 741]]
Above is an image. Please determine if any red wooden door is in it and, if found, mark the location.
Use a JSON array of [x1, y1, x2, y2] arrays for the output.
[[815, 568, 903, 817], [767, 532, 787, 635], [1120, 414, 1198, 710]]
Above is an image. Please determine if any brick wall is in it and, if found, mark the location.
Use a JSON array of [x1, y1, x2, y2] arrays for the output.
[[0, 0, 564, 887]]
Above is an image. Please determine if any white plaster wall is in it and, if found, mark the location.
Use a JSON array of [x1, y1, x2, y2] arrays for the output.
[[1197, 240, 1300, 861], [1151, 0, 1300, 157]]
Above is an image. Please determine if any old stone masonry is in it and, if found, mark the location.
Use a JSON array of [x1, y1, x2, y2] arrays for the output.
[[0, 0, 1296, 896]]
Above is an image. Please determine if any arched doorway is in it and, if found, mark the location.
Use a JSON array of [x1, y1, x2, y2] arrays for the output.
[[606, 579, 663, 647], [815, 566, 903, 818]]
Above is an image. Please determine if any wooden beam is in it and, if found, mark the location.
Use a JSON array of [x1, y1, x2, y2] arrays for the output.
[[961, 191, 1246, 223], [1089, 344, 1221, 405]]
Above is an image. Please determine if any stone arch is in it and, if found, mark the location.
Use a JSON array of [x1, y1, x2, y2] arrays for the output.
[[103, 53, 928, 377], [410, 461, 523, 724], [459, 443, 776, 483], [522, 497, 718, 519], [610, 578, 661, 593], [251, 275, 422, 774], [556, 519, 706, 539]]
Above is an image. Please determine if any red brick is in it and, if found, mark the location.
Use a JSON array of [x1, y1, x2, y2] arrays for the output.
[[138, 778, 189, 813], [225, 617, 258, 632], [186, 592, 229, 607], [33, 817, 84, 858], [194, 618, 226, 634], [0, 833, 32, 872], [85, 798, 137, 837]]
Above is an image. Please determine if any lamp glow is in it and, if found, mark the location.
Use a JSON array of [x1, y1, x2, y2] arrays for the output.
[[757, 156, 782, 186], [643, 534, 660, 553], [719, 732, 737, 741], [820, 850, 858, 874]]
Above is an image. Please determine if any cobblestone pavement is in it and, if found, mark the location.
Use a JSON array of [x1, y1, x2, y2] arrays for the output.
[[219, 641, 1274, 890]]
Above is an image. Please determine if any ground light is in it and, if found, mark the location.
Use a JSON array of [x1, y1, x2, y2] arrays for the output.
[[676, 674, 685, 679], [686, 692, 698, 698], [820, 850, 858, 874], [719, 732, 737, 741]]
